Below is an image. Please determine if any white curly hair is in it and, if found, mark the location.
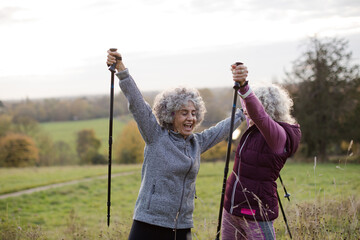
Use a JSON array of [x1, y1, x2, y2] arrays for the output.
[[152, 86, 206, 130], [252, 83, 297, 124]]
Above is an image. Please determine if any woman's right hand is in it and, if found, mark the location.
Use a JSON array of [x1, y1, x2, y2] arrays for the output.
[[231, 63, 248, 86], [107, 49, 126, 72]]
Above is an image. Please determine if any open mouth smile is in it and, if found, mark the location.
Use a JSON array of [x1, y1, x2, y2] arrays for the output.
[[184, 124, 193, 131]]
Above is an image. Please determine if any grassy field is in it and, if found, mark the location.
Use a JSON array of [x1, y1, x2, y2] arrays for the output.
[[0, 165, 141, 195], [40, 116, 130, 155], [0, 162, 359, 239]]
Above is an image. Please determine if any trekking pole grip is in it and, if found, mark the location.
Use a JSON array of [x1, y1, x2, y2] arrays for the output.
[[233, 62, 243, 90], [108, 48, 122, 72]]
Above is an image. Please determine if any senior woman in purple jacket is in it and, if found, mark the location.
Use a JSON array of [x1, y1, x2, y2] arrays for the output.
[[221, 64, 301, 239]]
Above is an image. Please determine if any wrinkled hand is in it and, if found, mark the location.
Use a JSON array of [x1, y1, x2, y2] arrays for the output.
[[107, 49, 125, 72], [230, 63, 248, 86]]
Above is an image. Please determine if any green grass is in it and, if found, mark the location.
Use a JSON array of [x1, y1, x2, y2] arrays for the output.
[[0, 162, 359, 239], [1, 168, 141, 239], [276, 161, 360, 200], [0, 164, 141, 195], [40, 117, 130, 154]]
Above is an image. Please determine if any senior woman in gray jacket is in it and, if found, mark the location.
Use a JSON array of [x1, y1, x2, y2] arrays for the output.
[[107, 50, 247, 240]]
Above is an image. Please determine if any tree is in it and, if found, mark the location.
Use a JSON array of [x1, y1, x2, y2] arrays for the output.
[[341, 77, 360, 144], [76, 129, 105, 164], [199, 88, 227, 128], [0, 114, 12, 137], [286, 37, 360, 161], [70, 98, 91, 120], [0, 100, 5, 114], [114, 120, 145, 164], [35, 132, 55, 166], [12, 115, 39, 136], [0, 133, 39, 167], [53, 141, 76, 165], [10, 115, 60, 166]]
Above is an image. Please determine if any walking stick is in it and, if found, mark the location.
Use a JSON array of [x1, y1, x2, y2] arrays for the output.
[[215, 62, 243, 240], [279, 174, 291, 201], [276, 189, 292, 239], [107, 48, 121, 227]]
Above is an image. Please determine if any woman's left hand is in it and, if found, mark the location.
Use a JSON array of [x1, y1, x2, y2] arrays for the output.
[[231, 63, 248, 86]]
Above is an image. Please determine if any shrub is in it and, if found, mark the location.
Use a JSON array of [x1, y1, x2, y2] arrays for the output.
[[0, 133, 39, 167], [201, 140, 230, 162], [114, 120, 145, 164], [76, 129, 103, 165]]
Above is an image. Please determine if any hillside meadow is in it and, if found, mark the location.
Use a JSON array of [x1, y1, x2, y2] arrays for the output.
[[0, 162, 359, 239], [40, 116, 131, 156]]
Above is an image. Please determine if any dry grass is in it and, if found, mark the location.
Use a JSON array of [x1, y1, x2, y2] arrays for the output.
[[280, 196, 360, 240]]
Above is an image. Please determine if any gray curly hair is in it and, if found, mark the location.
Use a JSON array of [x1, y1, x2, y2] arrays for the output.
[[253, 83, 297, 124], [153, 86, 206, 130]]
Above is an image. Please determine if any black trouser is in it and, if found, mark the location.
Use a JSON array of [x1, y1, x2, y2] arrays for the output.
[[128, 220, 192, 240]]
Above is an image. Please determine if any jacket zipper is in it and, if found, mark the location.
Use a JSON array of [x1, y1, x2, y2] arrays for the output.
[[173, 144, 194, 236], [230, 130, 253, 214], [147, 184, 156, 209]]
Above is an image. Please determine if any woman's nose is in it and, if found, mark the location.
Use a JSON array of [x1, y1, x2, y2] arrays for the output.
[[187, 114, 194, 120]]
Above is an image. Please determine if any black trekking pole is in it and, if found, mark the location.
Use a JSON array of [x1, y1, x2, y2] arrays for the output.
[[279, 174, 291, 201], [107, 48, 122, 227], [215, 62, 243, 240], [276, 189, 292, 239]]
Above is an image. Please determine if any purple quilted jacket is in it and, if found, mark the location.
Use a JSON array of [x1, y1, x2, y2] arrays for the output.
[[224, 122, 301, 221], [223, 85, 301, 221]]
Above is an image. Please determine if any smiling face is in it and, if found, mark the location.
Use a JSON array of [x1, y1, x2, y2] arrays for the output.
[[173, 100, 197, 138]]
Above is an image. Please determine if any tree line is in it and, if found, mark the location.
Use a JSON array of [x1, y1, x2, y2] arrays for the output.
[[1, 88, 230, 126], [2, 94, 129, 122], [0, 36, 359, 167], [0, 84, 233, 167]]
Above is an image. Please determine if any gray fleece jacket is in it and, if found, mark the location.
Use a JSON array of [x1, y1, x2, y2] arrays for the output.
[[116, 69, 245, 229]]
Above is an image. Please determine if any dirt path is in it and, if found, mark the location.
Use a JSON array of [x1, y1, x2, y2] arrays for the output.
[[0, 171, 136, 200]]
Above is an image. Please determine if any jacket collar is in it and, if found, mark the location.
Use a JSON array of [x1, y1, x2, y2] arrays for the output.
[[169, 129, 194, 142]]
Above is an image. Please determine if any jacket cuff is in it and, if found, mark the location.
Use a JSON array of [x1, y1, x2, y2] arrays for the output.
[[238, 86, 252, 99], [116, 68, 129, 80]]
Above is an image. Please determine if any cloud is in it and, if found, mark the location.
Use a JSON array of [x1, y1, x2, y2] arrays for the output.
[[0, 6, 35, 24], [246, 0, 360, 19], [81, 0, 118, 10], [189, 0, 238, 12]]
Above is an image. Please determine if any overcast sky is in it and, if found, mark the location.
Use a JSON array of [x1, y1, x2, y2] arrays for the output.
[[1, 0, 359, 100]]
